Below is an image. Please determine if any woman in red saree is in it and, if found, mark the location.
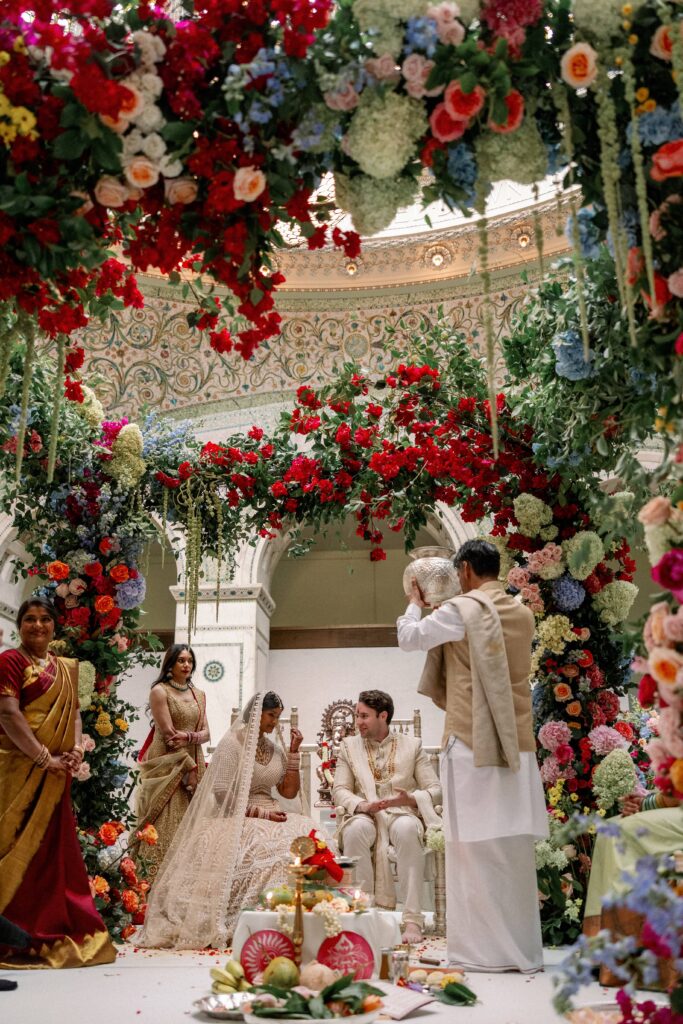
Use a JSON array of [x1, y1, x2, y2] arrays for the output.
[[0, 598, 116, 968]]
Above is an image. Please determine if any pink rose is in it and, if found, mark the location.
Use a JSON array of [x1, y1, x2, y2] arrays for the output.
[[664, 611, 683, 643], [164, 177, 198, 205], [644, 601, 672, 651], [402, 56, 443, 99], [82, 733, 96, 753], [402, 53, 427, 82], [69, 578, 87, 595], [364, 54, 400, 83], [233, 166, 267, 202], [668, 269, 683, 298], [427, 2, 465, 43], [64, 595, 79, 609], [324, 84, 359, 111], [646, 737, 669, 769], [76, 761, 92, 782], [438, 20, 465, 45], [94, 175, 129, 208], [659, 706, 683, 757], [652, 549, 683, 599], [55, 583, 70, 598], [124, 155, 160, 190], [638, 495, 673, 526]]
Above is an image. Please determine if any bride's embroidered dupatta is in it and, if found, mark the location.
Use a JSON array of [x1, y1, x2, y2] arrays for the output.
[[0, 650, 116, 968]]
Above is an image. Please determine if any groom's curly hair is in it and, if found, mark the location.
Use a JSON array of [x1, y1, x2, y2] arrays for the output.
[[358, 689, 394, 724]]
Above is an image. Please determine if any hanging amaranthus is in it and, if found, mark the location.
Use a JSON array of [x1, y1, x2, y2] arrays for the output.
[[475, 173, 498, 457], [15, 316, 36, 484], [531, 182, 545, 277], [593, 71, 629, 312], [552, 84, 591, 356], [46, 334, 65, 484], [621, 50, 657, 302]]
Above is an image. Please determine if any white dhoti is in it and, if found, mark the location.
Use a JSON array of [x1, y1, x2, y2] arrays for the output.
[[441, 738, 548, 973], [342, 812, 426, 927]]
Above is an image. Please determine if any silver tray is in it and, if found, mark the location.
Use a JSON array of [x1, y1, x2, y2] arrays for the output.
[[193, 991, 252, 1019]]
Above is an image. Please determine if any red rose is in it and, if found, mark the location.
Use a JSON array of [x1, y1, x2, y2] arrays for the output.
[[84, 562, 104, 578], [429, 102, 467, 143], [652, 549, 683, 600], [444, 81, 486, 121], [489, 89, 525, 134], [109, 564, 130, 583], [370, 548, 386, 562], [651, 139, 683, 181], [637, 673, 657, 709]]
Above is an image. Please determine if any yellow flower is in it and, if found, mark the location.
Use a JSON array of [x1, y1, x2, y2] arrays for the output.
[[0, 52, 10, 67], [597, 808, 606, 817], [643, 99, 657, 113], [0, 94, 9, 116], [95, 712, 113, 737], [12, 35, 27, 54], [635, 87, 649, 102], [115, 718, 129, 732], [628, 34, 638, 45], [10, 106, 36, 133], [621, 3, 633, 14], [569, 793, 578, 802]]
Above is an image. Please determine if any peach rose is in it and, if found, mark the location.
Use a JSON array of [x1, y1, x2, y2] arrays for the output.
[[99, 113, 129, 134], [118, 82, 145, 120], [55, 583, 70, 598], [82, 733, 96, 753], [644, 601, 673, 651], [164, 176, 198, 205], [365, 54, 400, 83], [64, 595, 79, 609], [70, 190, 94, 216], [651, 140, 683, 182], [91, 875, 110, 897], [553, 683, 573, 701], [669, 268, 683, 298], [323, 84, 359, 111], [649, 646, 683, 688], [94, 175, 129, 208], [566, 702, 582, 717], [76, 761, 91, 781], [124, 155, 160, 190], [233, 166, 267, 203], [560, 42, 598, 89], [664, 611, 683, 643]]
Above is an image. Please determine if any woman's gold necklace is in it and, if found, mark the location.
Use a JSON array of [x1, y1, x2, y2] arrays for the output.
[[255, 734, 272, 765], [20, 645, 49, 667], [166, 677, 191, 692]]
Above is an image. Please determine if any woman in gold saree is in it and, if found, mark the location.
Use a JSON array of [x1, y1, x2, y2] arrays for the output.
[[132, 644, 209, 877], [0, 598, 116, 968]]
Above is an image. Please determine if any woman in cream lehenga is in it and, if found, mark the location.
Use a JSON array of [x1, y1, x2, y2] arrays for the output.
[[140, 691, 327, 948], [132, 645, 209, 878]]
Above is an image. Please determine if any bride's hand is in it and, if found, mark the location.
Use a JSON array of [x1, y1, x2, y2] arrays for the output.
[[290, 728, 303, 753], [268, 810, 287, 822]]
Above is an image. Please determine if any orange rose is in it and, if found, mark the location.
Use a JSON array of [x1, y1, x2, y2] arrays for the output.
[[121, 925, 136, 941], [559, 664, 580, 678], [568, 721, 582, 730], [649, 647, 683, 687], [47, 560, 70, 581], [138, 880, 151, 895], [136, 823, 159, 846], [132, 904, 148, 926], [98, 822, 120, 846], [91, 875, 110, 896], [670, 758, 683, 795], [651, 140, 683, 182], [95, 595, 115, 615], [118, 83, 145, 120], [560, 42, 598, 89], [553, 683, 572, 702], [121, 889, 140, 914], [109, 564, 130, 583], [566, 702, 582, 717]]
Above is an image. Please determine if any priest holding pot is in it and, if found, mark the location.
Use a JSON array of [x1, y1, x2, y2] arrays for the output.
[[397, 539, 548, 973]]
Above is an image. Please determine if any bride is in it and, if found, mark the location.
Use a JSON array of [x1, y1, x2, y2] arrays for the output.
[[139, 691, 329, 949]]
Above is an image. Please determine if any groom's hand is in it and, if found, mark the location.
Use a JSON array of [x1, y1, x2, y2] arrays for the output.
[[409, 578, 428, 608], [386, 789, 417, 809], [357, 799, 388, 815]]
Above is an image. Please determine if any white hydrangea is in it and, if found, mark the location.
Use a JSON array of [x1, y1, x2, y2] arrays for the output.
[[113, 423, 144, 456], [456, 0, 480, 23], [79, 385, 104, 428], [346, 91, 427, 179], [476, 117, 548, 186], [78, 660, 96, 711], [334, 172, 417, 235], [535, 840, 569, 872], [571, 0, 637, 41], [592, 580, 639, 626], [513, 493, 553, 537], [562, 531, 605, 580], [108, 424, 146, 489]]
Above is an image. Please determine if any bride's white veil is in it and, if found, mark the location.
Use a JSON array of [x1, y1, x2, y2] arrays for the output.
[[138, 692, 264, 950]]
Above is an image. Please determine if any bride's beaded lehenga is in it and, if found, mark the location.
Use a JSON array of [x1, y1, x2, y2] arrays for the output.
[[139, 694, 332, 950]]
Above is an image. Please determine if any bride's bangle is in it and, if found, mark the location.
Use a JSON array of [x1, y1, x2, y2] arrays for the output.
[[286, 754, 300, 771]]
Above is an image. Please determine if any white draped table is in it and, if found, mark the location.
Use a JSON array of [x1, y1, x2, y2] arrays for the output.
[[231, 909, 401, 972]]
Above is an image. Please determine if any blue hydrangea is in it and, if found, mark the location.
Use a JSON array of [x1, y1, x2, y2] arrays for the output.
[[630, 104, 683, 149], [545, 143, 569, 176], [551, 330, 596, 381], [116, 575, 146, 610], [564, 206, 601, 260], [446, 143, 477, 204], [404, 17, 439, 57], [551, 574, 586, 612]]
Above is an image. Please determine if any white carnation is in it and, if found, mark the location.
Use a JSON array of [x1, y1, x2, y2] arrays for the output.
[[122, 128, 145, 155], [159, 155, 184, 178], [133, 103, 165, 133], [132, 29, 166, 67], [139, 72, 164, 98], [141, 132, 167, 161]]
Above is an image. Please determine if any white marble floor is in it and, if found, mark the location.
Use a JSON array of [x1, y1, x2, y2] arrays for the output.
[[0, 938, 640, 1024]]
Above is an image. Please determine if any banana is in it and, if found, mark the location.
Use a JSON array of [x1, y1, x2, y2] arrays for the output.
[[212, 981, 238, 995], [225, 960, 245, 980], [211, 967, 238, 988], [238, 978, 251, 992]]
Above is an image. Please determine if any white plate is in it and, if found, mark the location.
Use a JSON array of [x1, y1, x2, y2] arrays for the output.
[[194, 992, 253, 1019], [244, 1012, 380, 1024]]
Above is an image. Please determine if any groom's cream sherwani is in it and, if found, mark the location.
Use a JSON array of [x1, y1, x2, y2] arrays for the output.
[[333, 733, 441, 926]]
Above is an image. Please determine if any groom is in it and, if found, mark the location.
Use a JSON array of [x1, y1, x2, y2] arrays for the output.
[[397, 539, 547, 972], [332, 690, 441, 944]]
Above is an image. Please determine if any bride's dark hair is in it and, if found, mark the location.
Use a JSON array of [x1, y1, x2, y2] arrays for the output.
[[242, 690, 283, 722]]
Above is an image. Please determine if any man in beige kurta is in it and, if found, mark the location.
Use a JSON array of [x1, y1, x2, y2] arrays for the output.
[[333, 689, 441, 944], [397, 539, 547, 972]]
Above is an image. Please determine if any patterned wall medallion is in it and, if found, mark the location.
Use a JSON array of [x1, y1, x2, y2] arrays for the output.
[[203, 660, 225, 683]]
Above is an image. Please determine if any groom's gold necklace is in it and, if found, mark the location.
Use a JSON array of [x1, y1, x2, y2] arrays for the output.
[[365, 735, 397, 782]]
